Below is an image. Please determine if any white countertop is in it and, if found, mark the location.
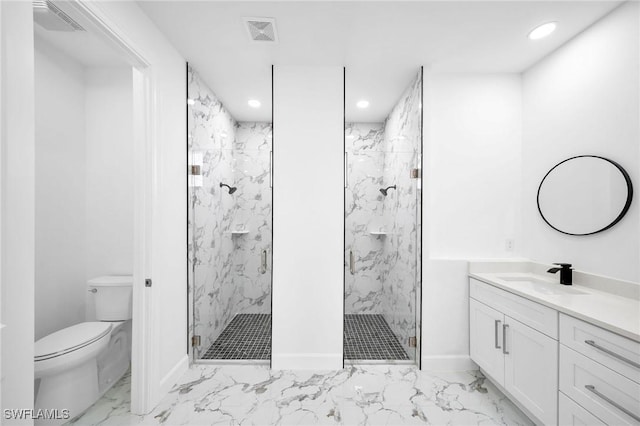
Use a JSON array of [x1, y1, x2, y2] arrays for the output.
[[470, 270, 640, 343]]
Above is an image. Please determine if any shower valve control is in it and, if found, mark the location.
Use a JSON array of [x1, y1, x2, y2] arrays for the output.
[[145, 278, 152, 288]]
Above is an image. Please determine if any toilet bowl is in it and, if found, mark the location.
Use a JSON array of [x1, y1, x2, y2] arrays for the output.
[[34, 323, 112, 424], [34, 275, 132, 425]]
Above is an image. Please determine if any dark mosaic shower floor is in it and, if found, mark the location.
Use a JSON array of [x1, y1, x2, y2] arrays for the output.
[[202, 314, 271, 360], [344, 314, 410, 360]]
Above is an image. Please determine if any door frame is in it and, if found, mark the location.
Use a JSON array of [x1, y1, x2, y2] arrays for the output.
[[53, 1, 156, 414]]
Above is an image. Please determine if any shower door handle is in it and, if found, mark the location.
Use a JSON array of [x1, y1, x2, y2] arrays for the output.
[[260, 250, 267, 274], [269, 151, 273, 188], [344, 152, 348, 188], [349, 250, 355, 275]]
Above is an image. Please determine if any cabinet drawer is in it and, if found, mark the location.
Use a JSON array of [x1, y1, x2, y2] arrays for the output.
[[560, 345, 640, 425], [560, 314, 640, 384], [559, 392, 606, 425], [470, 278, 558, 339]]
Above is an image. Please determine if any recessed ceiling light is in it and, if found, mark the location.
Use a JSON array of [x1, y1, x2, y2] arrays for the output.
[[356, 100, 369, 109], [248, 99, 261, 108], [528, 22, 557, 40]]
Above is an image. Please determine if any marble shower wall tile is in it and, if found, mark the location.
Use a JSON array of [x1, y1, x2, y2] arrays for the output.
[[381, 72, 422, 360], [189, 65, 238, 356], [345, 123, 386, 313], [229, 123, 272, 315], [188, 66, 272, 358], [345, 72, 422, 360]]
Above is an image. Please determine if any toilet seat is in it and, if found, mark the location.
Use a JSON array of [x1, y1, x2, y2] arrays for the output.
[[35, 322, 112, 361]]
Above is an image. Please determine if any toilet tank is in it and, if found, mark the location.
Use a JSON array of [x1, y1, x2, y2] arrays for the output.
[[88, 276, 133, 321]]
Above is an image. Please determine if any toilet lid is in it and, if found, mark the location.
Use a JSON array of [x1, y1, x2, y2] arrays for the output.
[[35, 322, 112, 361]]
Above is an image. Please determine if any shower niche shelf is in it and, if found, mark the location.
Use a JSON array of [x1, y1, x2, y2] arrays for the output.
[[369, 230, 388, 236], [227, 230, 249, 235]]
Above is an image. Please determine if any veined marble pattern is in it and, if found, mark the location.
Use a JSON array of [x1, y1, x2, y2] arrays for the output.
[[71, 365, 533, 426], [345, 123, 385, 314], [229, 123, 272, 317], [189, 66, 237, 356], [380, 72, 422, 360], [345, 71, 422, 360], [188, 65, 272, 359]]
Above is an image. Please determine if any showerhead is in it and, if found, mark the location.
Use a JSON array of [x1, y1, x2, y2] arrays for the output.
[[220, 182, 237, 195], [379, 185, 397, 196]]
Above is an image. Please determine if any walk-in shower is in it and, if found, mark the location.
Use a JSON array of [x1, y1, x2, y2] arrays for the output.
[[344, 68, 423, 364], [188, 64, 273, 362]]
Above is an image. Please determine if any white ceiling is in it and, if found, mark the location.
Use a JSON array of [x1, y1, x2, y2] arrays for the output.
[[138, 1, 621, 122]]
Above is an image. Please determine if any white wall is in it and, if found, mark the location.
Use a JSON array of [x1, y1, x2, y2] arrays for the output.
[[1, 1, 35, 420], [272, 66, 344, 369], [34, 38, 88, 341], [422, 73, 523, 370], [522, 2, 639, 282], [34, 40, 134, 338], [85, 67, 134, 282], [428, 74, 523, 258]]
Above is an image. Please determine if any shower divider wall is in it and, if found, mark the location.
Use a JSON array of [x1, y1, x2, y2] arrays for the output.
[[187, 65, 272, 360]]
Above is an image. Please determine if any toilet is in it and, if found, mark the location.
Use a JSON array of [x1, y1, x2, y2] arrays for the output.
[[34, 276, 133, 424]]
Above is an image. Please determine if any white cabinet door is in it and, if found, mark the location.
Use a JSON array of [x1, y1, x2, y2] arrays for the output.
[[504, 316, 558, 426], [470, 298, 505, 385]]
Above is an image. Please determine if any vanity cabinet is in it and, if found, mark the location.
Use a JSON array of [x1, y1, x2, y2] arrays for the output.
[[470, 279, 558, 425]]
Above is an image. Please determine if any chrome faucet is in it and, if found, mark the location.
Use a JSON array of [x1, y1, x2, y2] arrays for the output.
[[547, 263, 573, 285]]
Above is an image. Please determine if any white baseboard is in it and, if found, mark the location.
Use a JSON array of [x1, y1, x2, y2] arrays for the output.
[[421, 355, 477, 371], [160, 354, 189, 395], [271, 353, 343, 370]]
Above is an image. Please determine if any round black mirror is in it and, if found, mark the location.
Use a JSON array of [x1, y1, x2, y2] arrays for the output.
[[537, 155, 633, 236]]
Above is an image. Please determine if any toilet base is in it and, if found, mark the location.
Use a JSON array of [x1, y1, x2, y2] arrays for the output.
[[35, 358, 99, 425]]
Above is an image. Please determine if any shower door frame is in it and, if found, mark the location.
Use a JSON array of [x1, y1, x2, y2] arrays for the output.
[[342, 67, 424, 368], [187, 66, 274, 366]]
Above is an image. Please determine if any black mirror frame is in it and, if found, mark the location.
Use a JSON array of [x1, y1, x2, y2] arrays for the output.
[[536, 155, 634, 236]]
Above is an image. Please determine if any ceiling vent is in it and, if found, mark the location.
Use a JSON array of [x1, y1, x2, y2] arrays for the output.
[[33, 0, 85, 32], [243, 17, 278, 43]]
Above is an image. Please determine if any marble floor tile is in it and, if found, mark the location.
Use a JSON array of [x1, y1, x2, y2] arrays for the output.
[[70, 365, 533, 426]]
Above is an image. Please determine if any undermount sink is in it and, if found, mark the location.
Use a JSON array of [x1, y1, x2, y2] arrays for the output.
[[495, 274, 587, 295]]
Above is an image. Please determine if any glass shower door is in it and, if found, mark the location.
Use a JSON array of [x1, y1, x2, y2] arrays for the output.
[[344, 67, 422, 364], [344, 146, 420, 362], [187, 64, 273, 363]]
